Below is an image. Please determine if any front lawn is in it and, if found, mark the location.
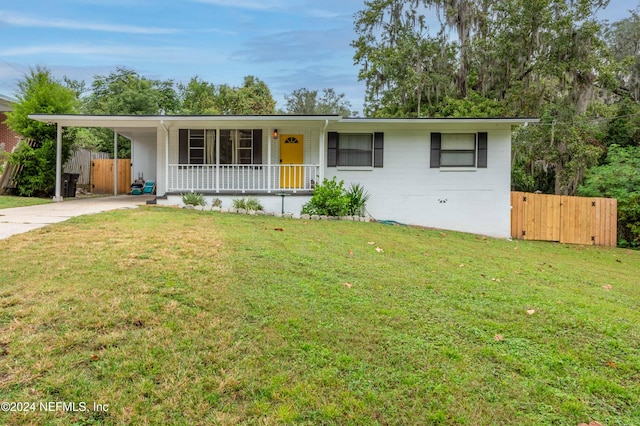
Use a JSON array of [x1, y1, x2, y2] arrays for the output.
[[0, 195, 51, 209], [0, 207, 638, 425]]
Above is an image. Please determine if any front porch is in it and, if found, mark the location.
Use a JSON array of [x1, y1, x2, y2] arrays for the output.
[[167, 163, 319, 193]]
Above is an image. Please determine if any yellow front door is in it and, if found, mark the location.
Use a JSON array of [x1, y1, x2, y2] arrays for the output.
[[279, 134, 304, 188]]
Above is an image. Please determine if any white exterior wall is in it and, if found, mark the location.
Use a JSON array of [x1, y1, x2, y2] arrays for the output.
[[325, 125, 512, 238], [156, 120, 514, 238], [131, 134, 157, 182]]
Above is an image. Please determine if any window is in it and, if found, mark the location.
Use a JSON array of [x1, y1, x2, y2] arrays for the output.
[[186, 129, 216, 164], [219, 129, 262, 164], [179, 129, 262, 164], [327, 132, 384, 167], [441, 133, 476, 167], [430, 132, 487, 168], [338, 133, 372, 166]]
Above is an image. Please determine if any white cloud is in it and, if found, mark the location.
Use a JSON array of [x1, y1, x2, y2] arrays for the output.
[[0, 10, 179, 34], [0, 44, 186, 60], [188, 0, 348, 18], [188, 0, 282, 11]]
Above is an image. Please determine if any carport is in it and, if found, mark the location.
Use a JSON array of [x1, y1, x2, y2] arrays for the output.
[[28, 115, 159, 201]]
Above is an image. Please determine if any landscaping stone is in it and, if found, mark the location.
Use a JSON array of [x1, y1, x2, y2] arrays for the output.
[[283, 213, 293, 219], [320, 215, 328, 220], [238, 208, 247, 214], [301, 214, 310, 220], [265, 212, 275, 216], [256, 210, 265, 215], [340, 216, 353, 221], [195, 206, 204, 211], [311, 215, 320, 220], [211, 207, 221, 212], [184, 205, 195, 210], [248, 210, 256, 215]]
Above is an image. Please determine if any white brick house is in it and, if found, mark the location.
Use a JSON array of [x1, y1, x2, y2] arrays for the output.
[[29, 114, 537, 237]]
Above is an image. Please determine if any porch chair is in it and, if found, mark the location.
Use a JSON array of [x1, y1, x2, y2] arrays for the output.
[[142, 180, 156, 195]]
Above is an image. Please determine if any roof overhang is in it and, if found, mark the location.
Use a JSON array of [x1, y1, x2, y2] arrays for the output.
[[28, 114, 539, 132], [28, 114, 343, 128]]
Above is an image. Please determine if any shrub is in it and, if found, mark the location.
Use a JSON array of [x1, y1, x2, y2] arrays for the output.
[[232, 197, 263, 211], [181, 192, 206, 207], [211, 198, 222, 208], [578, 145, 640, 247], [346, 183, 370, 216], [301, 177, 350, 216]]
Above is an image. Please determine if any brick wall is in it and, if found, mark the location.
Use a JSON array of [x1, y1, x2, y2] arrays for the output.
[[0, 112, 20, 153]]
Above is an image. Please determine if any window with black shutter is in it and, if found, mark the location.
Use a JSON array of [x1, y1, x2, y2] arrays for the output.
[[327, 132, 384, 168], [430, 132, 488, 168]]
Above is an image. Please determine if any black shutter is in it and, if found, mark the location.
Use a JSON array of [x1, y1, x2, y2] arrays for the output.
[[179, 129, 189, 164], [477, 132, 488, 168], [430, 132, 441, 168], [374, 132, 384, 168], [252, 129, 263, 164], [328, 132, 338, 167]]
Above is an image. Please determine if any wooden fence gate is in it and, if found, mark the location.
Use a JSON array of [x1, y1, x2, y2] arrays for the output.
[[91, 159, 131, 194], [510, 191, 617, 247]]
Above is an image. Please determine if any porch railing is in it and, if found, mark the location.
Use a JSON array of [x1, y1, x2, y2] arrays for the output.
[[168, 164, 319, 193]]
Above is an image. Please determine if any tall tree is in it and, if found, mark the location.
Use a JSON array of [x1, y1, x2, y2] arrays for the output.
[[283, 88, 356, 116], [223, 76, 276, 115], [606, 7, 640, 100], [84, 67, 178, 115], [353, 0, 612, 117], [82, 67, 179, 156], [178, 76, 219, 115], [6, 66, 78, 196]]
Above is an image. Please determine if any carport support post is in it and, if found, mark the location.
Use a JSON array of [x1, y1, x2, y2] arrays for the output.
[[53, 123, 63, 202], [113, 130, 118, 196]]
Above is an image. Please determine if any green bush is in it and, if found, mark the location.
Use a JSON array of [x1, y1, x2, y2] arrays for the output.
[[301, 177, 351, 216], [232, 197, 263, 211], [578, 145, 640, 247], [9, 140, 58, 197], [346, 183, 370, 216], [181, 192, 206, 207]]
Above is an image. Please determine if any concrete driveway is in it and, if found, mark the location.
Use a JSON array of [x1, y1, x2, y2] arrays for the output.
[[0, 195, 154, 240]]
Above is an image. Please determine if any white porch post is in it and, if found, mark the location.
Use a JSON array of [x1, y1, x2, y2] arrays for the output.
[[267, 128, 272, 193], [215, 127, 220, 193], [113, 130, 118, 196], [164, 125, 169, 194], [319, 120, 328, 183], [53, 123, 63, 202]]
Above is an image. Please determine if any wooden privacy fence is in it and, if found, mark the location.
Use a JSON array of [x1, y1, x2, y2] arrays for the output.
[[511, 191, 617, 247], [64, 149, 109, 186], [91, 159, 131, 194]]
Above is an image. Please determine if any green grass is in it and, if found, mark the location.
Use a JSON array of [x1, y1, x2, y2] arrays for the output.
[[0, 195, 51, 209], [0, 207, 639, 425]]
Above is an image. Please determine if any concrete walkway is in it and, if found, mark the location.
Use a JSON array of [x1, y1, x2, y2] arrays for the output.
[[0, 195, 154, 240]]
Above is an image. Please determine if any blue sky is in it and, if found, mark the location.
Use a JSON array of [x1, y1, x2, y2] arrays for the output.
[[0, 0, 637, 115]]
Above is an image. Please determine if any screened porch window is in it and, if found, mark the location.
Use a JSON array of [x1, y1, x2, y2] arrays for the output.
[[188, 129, 216, 164], [337, 133, 373, 167], [179, 129, 262, 165]]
